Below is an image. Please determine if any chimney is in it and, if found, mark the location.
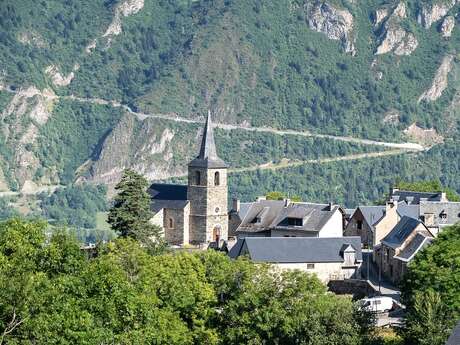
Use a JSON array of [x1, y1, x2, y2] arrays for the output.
[[256, 196, 266, 202], [284, 198, 291, 207], [232, 198, 240, 213], [440, 192, 447, 202], [328, 202, 333, 211], [386, 199, 397, 213]]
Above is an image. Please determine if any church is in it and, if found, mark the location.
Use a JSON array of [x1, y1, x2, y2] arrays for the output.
[[148, 112, 229, 246]]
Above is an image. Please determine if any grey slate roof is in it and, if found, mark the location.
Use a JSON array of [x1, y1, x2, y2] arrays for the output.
[[229, 236, 362, 263], [397, 202, 420, 220], [359, 206, 386, 227], [390, 189, 443, 204], [446, 321, 460, 345], [382, 216, 425, 249], [148, 183, 189, 212], [237, 200, 340, 234], [420, 201, 460, 227], [188, 112, 227, 169], [394, 232, 433, 262]]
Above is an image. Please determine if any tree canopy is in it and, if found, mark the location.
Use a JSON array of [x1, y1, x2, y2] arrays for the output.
[[0, 217, 375, 344], [400, 224, 460, 345], [108, 169, 165, 254]]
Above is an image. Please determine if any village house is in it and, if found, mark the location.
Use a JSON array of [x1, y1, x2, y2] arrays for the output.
[[229, 198, 344, 239], [389, 188, 460, 235], [374, 216, 434, 283], [344, 200, 401, 248], [228, 236, 362, 283], [148, 112, 229, 246]]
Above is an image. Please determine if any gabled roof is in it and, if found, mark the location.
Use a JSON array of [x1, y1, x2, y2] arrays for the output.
[[148, 183, 189, 212], [236, 201, 340, 233], [394, 232, 433, 262], [188, 112, 227, 169], [420, 201, 460, 227], [396, 202, 420, 220], [229, 236, 362, 263], [382, 216, 425, 249], [390, 189, 444, 204], [358, 206, 386, 227]]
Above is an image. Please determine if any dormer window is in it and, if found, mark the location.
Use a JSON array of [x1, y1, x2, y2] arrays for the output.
[[251, 216, 262, 224], [439, 210, 447, 220], [287, 218, 303, 226]]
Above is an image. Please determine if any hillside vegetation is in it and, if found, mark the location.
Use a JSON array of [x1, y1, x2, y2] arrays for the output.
[[0, 0, 459, 211]]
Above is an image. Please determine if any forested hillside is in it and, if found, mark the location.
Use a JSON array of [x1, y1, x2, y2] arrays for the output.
[[0, 0, 459, 216]]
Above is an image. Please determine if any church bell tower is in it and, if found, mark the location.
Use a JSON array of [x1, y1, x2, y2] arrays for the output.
[[187, 112, 228, 244]]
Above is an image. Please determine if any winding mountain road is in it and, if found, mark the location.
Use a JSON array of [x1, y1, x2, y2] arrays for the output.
[[56, 93, 426, 152]]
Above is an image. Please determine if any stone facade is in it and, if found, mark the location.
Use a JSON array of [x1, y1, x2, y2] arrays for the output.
[[187, 167, 228, 244], [163, 203, 190, 245], [344, 202, 400, 247], [149, 112, 229, 247]]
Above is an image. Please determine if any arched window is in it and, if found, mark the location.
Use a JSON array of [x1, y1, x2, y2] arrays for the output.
[[214, 171, 220, 186], [195, 171, 201, 185], [168, 218, 174, 229]]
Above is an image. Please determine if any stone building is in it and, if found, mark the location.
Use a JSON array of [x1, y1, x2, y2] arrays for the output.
[[229, 198, 344, 238], [344, 201, 401, 248], [374, 216, 434, 283], [149, 112, 228, 246]]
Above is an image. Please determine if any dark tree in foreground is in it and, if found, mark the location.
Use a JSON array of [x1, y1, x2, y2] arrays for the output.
[[108, 169, 165, 254], [400, 224, 460, 345]]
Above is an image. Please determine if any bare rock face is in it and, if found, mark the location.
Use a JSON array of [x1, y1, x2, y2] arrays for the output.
[[440, 15, 455, 37], [1, 86, 57, 189], [374, 8, 389, 26], [403, 123, 444, 146], [82, 113, 195, 188], [306, 2, 356, 55], [375, 3, 418, 56], [419, 55, 454, 102], [45, 64, 79, 87], [103, 0, 144, 38], [418, 0, 456, 29]]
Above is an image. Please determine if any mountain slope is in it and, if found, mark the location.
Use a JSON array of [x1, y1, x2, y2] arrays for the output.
[[0, 0, 459, 207]]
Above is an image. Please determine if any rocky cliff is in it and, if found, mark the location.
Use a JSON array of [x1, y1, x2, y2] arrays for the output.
[[306, 2, 356, 55], [375, 3, 418, 56], [419, 54, 454, 102]]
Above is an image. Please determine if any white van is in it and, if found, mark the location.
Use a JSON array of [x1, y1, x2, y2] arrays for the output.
[[359, 296, 394, 313]]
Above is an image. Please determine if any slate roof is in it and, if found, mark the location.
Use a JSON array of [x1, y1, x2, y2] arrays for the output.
[[390, 189, 444, 204], [359, 206, 386, 227], [188, 112, 227, 169], [236, 200, 340, 234], [382, 216, 425, 249], [394, 232, 433, 262], [229, 236, 362, 263], [446, 321, 460, 345], [148, 183, 189, 212], [396, 202, 420, 220], [420, 201, 460, 227]]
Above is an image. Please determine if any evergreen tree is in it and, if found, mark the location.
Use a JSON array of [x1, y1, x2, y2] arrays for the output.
[[108, 169, 165, 254]]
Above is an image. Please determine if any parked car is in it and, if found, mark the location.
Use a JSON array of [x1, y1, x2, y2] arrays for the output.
[[359, 296, 394, 313]]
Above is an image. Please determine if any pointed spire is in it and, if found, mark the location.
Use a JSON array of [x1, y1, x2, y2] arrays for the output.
[[198, 110, 218, 160], [188, 111, 227, 168]]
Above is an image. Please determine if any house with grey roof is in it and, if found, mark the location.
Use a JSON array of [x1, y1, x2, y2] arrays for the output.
[[344, 201, 401, 248], [229, 198, 344, 239], [419, 201, 460, 235], [374, 216, 434, 283], [389, 188, 447, 204], [148, 112, 230, 246], [229, 236, 362, 282]]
